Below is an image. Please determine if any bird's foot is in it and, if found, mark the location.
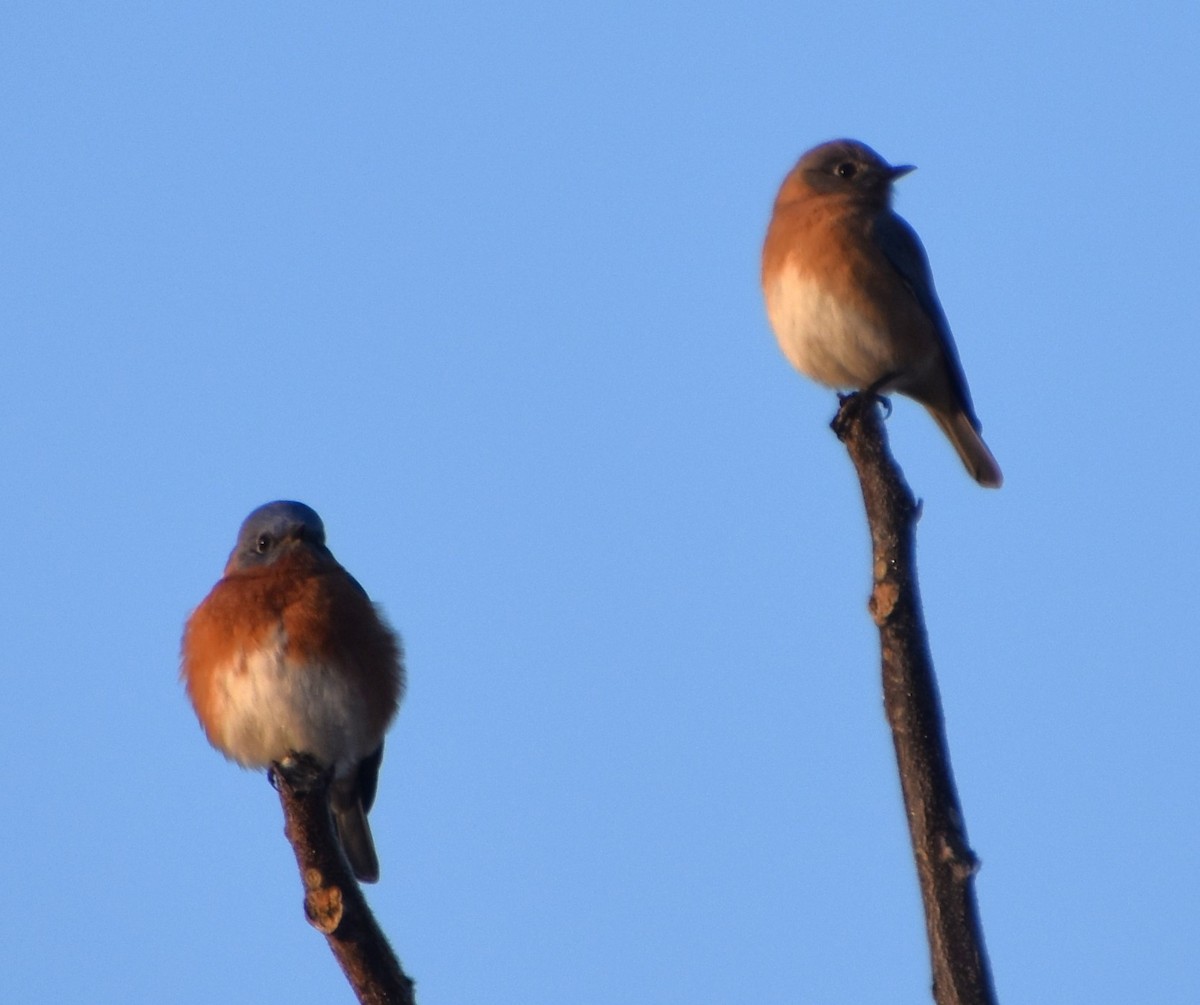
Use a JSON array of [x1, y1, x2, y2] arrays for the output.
[[863, 372, 898, 418], [269, 752, 331, 795], [833, 387, 891, 437]]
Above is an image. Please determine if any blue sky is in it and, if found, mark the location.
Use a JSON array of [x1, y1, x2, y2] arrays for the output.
[[3, 3, 1198, 1003]]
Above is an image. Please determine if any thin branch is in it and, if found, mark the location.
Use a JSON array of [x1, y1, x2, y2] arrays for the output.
[[273, 757, 417, 1005], [832, 393, 998, 1005]]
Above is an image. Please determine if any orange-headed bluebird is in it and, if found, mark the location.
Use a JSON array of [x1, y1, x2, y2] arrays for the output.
[[182, 501, 404, 883], [762, 139, 1002, 487]]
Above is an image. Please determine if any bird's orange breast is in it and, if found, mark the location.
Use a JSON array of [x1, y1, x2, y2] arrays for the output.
[[181, 553, 403, 761]]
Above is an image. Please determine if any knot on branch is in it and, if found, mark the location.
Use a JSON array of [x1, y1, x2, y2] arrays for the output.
[[936, 832, 982, 882], [870, 579, 902, 624], [304, 867, 347, 934]]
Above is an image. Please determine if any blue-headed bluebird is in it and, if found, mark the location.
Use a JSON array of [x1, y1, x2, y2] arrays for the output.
[[182, 501, 404, 883], [762, 139, 1002, 487]]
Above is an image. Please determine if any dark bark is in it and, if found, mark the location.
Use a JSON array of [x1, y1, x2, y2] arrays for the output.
[[273, 757, 417, 1005], [832, 393, 998, 1005]]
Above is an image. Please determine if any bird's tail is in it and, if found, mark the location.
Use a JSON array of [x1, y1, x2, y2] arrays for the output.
[[929, 407, 1003, 488], [332, 791, 381, 884]]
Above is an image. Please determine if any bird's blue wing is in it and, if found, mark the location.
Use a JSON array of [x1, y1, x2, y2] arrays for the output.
[[872, 212, 980, 426]]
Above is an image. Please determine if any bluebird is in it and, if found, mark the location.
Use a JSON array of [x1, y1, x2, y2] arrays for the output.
[[762, 139, 1002, 487], [182, 501, 404, 883]]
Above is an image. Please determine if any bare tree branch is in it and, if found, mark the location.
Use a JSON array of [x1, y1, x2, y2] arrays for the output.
[[832, 393, 998, 1005], [273, 757, 417, 1005]]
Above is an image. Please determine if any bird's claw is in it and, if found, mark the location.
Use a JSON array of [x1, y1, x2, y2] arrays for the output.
[[270, 752, 331, 795]]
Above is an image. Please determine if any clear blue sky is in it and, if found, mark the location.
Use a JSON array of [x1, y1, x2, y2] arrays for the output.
[[3, 3, 1197, 1003]]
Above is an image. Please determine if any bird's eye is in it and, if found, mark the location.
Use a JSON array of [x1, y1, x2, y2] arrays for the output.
[[256, 534, 272, 554], [835, 162, 858, 179]]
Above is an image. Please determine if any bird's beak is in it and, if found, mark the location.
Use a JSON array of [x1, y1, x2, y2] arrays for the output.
[[889, 164, 916, 181]]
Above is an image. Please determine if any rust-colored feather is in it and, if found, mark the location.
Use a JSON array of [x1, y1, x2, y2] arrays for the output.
[[182, 549, 403, 757]]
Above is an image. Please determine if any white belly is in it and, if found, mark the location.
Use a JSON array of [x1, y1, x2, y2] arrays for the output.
[[765, 268, 897, 389], [207, 628, 370, 774]]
